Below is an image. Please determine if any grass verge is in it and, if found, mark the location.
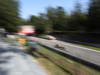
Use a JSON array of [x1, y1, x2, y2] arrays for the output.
[[74, 43, 100, 51], [32, 46, 100, 75]]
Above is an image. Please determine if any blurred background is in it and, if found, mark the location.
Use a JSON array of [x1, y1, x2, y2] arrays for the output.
[[0, 0, 100, 47]]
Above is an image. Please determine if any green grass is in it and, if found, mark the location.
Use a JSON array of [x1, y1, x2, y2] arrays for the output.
[[80, 45, 100, 51], [63, 41, 100, 51], [74, 43, 100, 51], [33, 46, 100, 75]]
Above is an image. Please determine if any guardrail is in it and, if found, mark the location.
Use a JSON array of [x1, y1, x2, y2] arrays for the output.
[[39, 43, 100, 71], [36, 38, 100, 71]]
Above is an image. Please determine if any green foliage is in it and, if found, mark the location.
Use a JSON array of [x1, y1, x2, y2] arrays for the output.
[[28, 0, 100, 34], [0, 0, 19, 32], [87, 0, 100, 32], [29, 15, 50, 34], [29, 5, 88, 33], [47, 7, 68, 31], [68, 2, 87, 31]]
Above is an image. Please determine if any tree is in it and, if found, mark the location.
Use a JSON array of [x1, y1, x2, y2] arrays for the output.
[[47, 7, 68, 31], [68, 2, 87, 32], [39, 13, 52, 33], [0, 0, 19, 32], [29, 15, 51, 34], [87, 0, 100, 32]]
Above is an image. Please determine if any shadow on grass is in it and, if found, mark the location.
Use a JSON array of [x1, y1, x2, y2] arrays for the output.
[[40, 44, 100, 71], [30, 51, 73, 75]]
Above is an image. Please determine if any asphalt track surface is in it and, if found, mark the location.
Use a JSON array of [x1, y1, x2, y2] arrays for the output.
[[0, 40, 48, 75], [36, 37, 100, 67]]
